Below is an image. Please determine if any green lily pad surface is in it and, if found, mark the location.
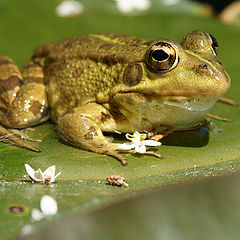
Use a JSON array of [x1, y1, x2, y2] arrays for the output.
[[0, 1, 240, 239]]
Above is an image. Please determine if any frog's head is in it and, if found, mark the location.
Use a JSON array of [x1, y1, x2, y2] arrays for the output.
[[112, 31, 231, 130], [116, 30, 230, 99]]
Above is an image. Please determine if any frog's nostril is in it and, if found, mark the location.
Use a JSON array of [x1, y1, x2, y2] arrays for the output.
[[199, 64, 208, 69]]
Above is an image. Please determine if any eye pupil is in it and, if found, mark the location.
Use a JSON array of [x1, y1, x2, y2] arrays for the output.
[[151, 49, 169, 61]]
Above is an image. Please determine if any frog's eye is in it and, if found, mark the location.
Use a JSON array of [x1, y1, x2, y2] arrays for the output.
[[181, 31, 219, 57], [207, 33, 218, 56], [146, 42, 178, 72]]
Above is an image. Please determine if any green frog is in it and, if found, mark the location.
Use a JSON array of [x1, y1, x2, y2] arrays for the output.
[[0, 31, 230, 165]]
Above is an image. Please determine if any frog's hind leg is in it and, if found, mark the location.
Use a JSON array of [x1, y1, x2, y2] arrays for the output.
[[0, 56, 49, 151], [56, 103, 128, 166]]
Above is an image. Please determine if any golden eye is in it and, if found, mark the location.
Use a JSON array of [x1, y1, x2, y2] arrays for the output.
[[146, 42, 178, 72]]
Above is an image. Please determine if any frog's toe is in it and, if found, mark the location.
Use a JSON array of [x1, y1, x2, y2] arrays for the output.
[[117, 149, 162, 160], [93, 145, 128, 166], [109, 148, 128, 166], [8, 129, 41, 142], [0, 125, 40, 152]]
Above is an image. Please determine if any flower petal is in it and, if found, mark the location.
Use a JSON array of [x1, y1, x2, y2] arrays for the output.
[[115, 0, 133, 13], [135, 0, 150, 11], [49, 172, 62, 183], [43, 165, 56, 178], [117, 142, 135, 150], [40, 195, 58, 216], [141, 140, 162, 147], [34, 169, 44, 182], [133, 131, 142, 142], [24, 164, 35, 180], [125, 133, 134, 141], [135, 144, 146, 153], [31, 208, 44, 222], [24, 164, 42, 182], [55, 0, 84, 17], [21, 224, 34, 235]]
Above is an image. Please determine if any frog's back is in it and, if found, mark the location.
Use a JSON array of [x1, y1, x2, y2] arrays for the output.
[[33, 34, 151, 121], [34, 33, 151, 63]]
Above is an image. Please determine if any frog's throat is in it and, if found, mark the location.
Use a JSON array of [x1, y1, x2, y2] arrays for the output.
[[114, 92, 220, 112], [161, 95, 220, 112], [112, 93, 220, 132]]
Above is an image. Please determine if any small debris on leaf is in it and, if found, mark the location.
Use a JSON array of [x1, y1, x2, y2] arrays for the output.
[[106, 175, 129, 187]]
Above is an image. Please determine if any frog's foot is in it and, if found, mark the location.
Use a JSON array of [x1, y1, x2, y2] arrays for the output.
[[147, 126, 174, 141], [207, 96, 238, 122], [0, 125, 40, 152], [56, 103, 128, 166], [118, 149, 162, 159], [207, 113, 232, 122], [218, 96, 238, 106], [8, 129, 41, 142], [210, 96, 238, 122]]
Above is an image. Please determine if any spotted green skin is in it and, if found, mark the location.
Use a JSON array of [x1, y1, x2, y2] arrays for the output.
[[0, 31, 230, 165]]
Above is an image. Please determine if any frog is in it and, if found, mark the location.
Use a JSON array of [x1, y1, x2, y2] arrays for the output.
[[0, 30, 231, 166]]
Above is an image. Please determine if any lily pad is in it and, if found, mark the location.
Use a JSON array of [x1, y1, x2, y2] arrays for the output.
[[17, 174, 240, 240], [0, 0, 240, 239]]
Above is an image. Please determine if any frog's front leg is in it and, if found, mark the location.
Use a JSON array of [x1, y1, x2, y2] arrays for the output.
[[56, 103, 128, 166], [0, 56, 49, 150]]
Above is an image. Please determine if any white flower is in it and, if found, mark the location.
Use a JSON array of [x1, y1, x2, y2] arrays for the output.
[[24, 164, 43, 182], [24, 164, 61, 183], [40, 195, 58, 216], [42, 165, 61, 183], [115, 0, 150, 13], [55, 0, 84, 17], [31, 208, 45, 222], [31, 195, 58, 222], [117, 131, 161, 153]]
